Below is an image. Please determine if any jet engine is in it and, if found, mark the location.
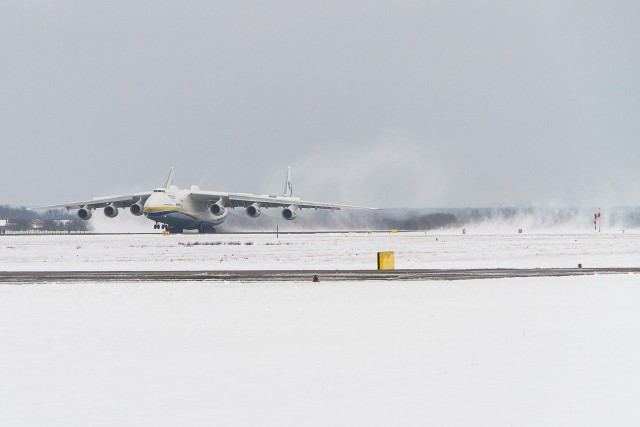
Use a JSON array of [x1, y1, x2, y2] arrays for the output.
[[130, 202, 144, 216], [104, 204, 119, 218], [282, 205, 298, 220], [77, 207, 92, 220], [210, 201, 226, 216], [246, 204, 261, 218]]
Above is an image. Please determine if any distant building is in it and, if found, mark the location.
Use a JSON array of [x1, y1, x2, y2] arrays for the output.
[[0, 219, 19, 233], [29, 219, 44, 229], [0, 219, 18, 229]]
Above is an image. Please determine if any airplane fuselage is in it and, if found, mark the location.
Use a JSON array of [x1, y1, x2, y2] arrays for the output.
[[143, 187, 227, 230]]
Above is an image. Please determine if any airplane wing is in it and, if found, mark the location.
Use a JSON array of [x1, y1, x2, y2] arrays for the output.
[[30, 192, 153, 211], [190, 190, 379, 211]]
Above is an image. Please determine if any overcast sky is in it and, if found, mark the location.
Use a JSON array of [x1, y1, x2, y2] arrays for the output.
[[1, 1, 639, 208]]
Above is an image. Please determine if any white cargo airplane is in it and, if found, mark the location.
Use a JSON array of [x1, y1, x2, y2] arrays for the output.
[[35, 168, 377, 233]]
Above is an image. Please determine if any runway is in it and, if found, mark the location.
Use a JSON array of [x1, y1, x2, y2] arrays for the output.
[[2, 267, 639, 283]]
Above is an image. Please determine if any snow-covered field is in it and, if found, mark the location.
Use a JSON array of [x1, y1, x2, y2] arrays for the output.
[[2, 276, 640, 426], [2, 231, 640, 271], [2, 232, 640, 426]]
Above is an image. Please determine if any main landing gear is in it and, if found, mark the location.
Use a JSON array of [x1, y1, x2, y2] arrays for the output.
[[198, 224, 216, 234]]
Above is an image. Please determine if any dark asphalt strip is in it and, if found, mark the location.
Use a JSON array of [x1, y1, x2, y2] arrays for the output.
[[1, 268, 640, 283]]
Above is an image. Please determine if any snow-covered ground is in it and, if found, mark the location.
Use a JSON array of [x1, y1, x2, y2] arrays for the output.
[[1, 231, 640, 271], [2, 232, 640, 425], [1, 276, 640, 426]]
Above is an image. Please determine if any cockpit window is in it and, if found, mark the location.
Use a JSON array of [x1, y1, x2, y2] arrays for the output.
[[153, 189, 166, 193]]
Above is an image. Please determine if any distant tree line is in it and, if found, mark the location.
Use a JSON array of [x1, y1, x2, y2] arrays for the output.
[[0, 205, 90, 231], [388, 213, 458, 230], [341, 210, 460, 231]]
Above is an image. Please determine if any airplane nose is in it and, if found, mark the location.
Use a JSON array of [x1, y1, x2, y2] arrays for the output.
[[143, 194, 160, 215]]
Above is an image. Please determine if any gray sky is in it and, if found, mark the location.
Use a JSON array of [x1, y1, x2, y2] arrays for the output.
[[2, 1, 639, 208]]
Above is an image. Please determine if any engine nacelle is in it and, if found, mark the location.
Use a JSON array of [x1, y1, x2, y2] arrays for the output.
[[210, 202, 226, 216], [77, 207, 92, 220], [130, 202, 144, 216], [104, 204, 119, 218], [246, 204, 261, 218], [282, 205, 298, 221]]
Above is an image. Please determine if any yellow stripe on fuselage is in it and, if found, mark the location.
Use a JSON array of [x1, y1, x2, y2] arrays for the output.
[[144, 206, 198, 217], [144, 206, 188, 213]]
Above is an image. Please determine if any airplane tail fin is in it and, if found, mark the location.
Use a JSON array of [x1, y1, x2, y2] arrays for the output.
[[283, 166, 292, 197], [165, 167, 175, 189]]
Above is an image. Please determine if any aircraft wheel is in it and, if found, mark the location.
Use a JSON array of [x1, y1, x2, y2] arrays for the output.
[[198, 224, 216, 234]]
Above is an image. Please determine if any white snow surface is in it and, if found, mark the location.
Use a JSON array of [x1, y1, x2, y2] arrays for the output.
[[2, 231, 640, 271], [1, 276, 640, 426], [2, 232, 640, 425]]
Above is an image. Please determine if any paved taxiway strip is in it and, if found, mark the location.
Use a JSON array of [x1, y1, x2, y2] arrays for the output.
[[1, 268, 639, 283]]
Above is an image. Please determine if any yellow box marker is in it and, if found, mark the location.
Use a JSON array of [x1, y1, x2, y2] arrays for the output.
[[163, 230, 170, 236], [377, 251, 395, 270], [390, 229, 398, 233]]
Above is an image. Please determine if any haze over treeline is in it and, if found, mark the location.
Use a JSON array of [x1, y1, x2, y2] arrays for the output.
[[5, 204, 640, 233], [216, 206, 640, 232]]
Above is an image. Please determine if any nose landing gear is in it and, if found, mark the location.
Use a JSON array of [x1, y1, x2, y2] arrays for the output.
[[154, 223, 182, 233]]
